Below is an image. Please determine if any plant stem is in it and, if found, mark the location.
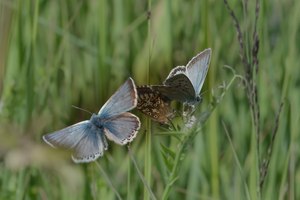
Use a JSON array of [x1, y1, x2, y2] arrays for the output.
[[128, 147, 156, 200], [144, 0, 152, 199], [95, 162, 122, 200]]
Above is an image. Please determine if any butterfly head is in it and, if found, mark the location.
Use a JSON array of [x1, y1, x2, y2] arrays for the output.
[[187, 95, 202, 106], [196, 95, 202, 103]]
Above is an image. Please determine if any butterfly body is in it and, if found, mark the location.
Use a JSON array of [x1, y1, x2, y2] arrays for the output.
[[43, 78, 140, 163], [89, 114, 104, 129]]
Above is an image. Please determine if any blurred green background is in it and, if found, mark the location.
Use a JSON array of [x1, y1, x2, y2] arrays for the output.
[[0, 0, 299, 199]]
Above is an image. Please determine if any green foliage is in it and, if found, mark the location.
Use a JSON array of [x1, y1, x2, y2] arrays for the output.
[[0, 0, 299, 199]]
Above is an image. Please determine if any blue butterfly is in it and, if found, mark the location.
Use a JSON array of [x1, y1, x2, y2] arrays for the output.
[[43, 78, 141, 163], [152, 48, 211, 105]]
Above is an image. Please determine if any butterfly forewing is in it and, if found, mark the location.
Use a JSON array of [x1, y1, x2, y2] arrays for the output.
[[43, 121, 91, 149], [98, 78, 137, 118], [137, 86, 174, 124], [186, 48, 211, 94]]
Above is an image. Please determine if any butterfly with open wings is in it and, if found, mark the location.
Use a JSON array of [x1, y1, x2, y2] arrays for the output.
[[43, 78, 141, 163]]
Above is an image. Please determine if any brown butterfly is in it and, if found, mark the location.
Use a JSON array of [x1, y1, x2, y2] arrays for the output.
[[136, 86, 174, 124]]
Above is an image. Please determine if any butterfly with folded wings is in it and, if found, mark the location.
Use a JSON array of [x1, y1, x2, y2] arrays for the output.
[[152, 48, 211, 105]]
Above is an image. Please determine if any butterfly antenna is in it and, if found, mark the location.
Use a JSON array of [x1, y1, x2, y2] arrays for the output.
[[71, 105, 93, 115], [200, 89, 209, 96]]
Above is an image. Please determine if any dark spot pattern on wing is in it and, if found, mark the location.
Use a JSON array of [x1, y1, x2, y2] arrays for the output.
[[136, 86, 174, 124]]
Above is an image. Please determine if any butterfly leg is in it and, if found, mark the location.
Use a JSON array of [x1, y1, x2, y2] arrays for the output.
[[182, 104, 197, 128]]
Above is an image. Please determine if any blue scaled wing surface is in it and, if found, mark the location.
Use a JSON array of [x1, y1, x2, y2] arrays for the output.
[[43, 121, 108, 163]]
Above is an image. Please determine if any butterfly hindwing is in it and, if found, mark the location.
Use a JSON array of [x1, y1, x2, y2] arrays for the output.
[[43, 121, 108, 163], [98, 78, 137, 118], [72, 124, 108, 163], [103, 112, 140, 145], [164, 73, 196, 98], [164, 65, 186, 82], [137, 86, 174, 124], [72, 126, 108, 163], [152, 73, 195, 103]]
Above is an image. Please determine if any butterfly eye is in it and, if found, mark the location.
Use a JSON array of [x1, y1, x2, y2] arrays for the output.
[[196, 96, 201, 102]]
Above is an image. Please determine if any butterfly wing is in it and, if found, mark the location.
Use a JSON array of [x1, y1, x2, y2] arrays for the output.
[[98, 77, 137, 118], [152, 73, 195, 103], [186, 48, 211, 95], [164, 65, 187, 83], [137, 86, 174, 124], [72, 125, 108, 163], [43, 121, 90, 149], [103, 112, 140, 145], [43, 121, 108, 163]]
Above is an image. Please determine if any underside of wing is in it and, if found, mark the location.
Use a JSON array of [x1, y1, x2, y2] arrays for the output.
[[164, 66, 187, 83], [153, 73, 196, 103], [103, 112, 140, 145], [98, 77, 137, 118], [137, 86, 174, 124], [186, 48, 211, 94]]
